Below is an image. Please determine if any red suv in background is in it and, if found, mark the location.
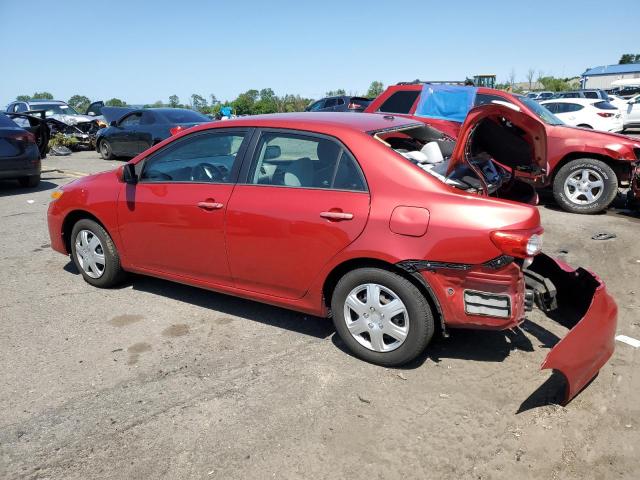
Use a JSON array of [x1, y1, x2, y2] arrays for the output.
[[365, 83, 640, 214]]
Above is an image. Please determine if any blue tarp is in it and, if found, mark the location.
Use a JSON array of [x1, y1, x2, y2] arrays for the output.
[[414, 84, 477, 123]]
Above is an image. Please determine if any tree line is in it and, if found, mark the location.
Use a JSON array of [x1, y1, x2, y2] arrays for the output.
[[13, 81, 386, 116]]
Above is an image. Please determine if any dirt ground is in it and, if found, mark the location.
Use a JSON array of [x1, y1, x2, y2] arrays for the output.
[[0, 150, 639, 480]]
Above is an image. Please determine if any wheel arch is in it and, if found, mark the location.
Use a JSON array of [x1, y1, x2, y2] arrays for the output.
[[61, 210, 110, 254], [322, 257, 445, 335], [551, 152, 627, 185]]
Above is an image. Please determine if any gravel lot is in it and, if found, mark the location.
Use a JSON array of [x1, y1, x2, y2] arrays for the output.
[[1, 148, 639, 480]]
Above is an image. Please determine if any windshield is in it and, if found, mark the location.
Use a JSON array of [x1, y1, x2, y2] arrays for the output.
[[516, 95, 564, 125], [36, 103, 80, 116]]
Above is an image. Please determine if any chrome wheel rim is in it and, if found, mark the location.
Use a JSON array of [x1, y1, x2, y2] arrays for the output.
[[564, 168, 604, 205], [75, 229, 105, 278], [343, 283, 409, 352], [101, 141, 110, 156]]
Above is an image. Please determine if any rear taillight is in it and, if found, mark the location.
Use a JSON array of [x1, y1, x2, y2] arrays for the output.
[[597, 112, 614, 118], [490, 229, 543, 258], [169, 125, 185, 136], [9, 131, 36, 144]]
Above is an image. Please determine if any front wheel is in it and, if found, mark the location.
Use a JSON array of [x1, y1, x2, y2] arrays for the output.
[[99, 139, 115, 160], [70, 219, 126, 287], [552, 158, 618, 214], [331, 268, 434, 366]]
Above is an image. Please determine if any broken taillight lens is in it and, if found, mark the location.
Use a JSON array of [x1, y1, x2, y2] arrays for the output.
[[490, 229, 543, 258]]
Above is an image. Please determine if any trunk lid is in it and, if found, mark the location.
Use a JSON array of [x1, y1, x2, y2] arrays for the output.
[[447, 102, 548, 179]]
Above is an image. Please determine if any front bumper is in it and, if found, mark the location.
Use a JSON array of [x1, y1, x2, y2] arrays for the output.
[[524, 254, 617, 402]]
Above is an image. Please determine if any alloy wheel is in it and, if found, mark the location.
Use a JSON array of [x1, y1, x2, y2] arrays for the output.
[[563, 168, 604, 205], [74, 229, 106, 278], [343, 283, 409, 352]]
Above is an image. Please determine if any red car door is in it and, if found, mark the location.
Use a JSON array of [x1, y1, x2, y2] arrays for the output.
[[226, 130, 370, 299], [117, 129, 249, 285]]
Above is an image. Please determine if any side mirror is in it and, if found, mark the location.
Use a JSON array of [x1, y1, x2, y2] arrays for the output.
[[110, 120, 118, 127], [122, 163, 138, 184]]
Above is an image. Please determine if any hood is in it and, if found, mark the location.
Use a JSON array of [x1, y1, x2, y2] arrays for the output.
[[101, 106, 135, 124], [447, 102, 548, 177], [49, 113, 97, 125]]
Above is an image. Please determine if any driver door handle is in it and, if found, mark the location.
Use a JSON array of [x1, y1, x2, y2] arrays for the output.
[[320, 211, 353, 221], [197, 201, 224, 210]]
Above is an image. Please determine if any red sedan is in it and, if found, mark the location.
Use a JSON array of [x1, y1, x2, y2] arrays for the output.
[[47, 110, 617, 403]]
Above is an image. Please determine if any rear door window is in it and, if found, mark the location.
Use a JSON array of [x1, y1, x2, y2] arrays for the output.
[[120, 113, 141, 127], [248, 132, 366, 191], [583, 91, 599, 99], [377, 90, 420, 114], [324, 98, 338, 109]]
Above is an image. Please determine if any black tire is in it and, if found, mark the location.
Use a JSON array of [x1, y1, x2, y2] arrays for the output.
[[18, 174, 40, 188], [99, 139, 114, 160], [331, 268, 434, 366], [552, 158, 618, 214], [70, 219, 126, 288]]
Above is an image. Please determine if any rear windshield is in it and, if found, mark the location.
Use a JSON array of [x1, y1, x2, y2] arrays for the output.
[[593, 101, 617, 110], [349, 97, 371, 107], [160, 110, 209, 123], [378, 91, 420, 114]]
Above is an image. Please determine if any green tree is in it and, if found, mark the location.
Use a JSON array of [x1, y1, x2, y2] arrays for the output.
[[168, 95, 180, 108], [16, 95, 31, 101], [325, 89, 346, 97], [190, 94, 208, 112], [232, 89, 259, 115], [209, 94, 219, 106], [105, 98, 127, 107], [68, 95, 91, 113], [255, 88, 278, 114], [619, 53, 640, 64], [365, 81, 384, 99], [32, 91, 54, 100]]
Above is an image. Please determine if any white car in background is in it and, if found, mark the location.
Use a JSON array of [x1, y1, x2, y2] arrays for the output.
[[607, 94, 628, 111], [621, 95, 640, 132], [540, 98, 623, 132]]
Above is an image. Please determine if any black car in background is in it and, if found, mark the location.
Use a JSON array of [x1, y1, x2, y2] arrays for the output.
[[96, 108, 211, 159], [0, 113, 42, 187], [305, 95, 371, 112]]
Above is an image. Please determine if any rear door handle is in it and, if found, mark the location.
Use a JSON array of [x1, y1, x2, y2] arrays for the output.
[[320, 211, 353, 221], [197, 201, 224, 210]]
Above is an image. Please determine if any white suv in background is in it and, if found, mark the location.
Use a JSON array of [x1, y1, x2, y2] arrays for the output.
[[540, 98, 623, 132], [621, 95, 640, 132]]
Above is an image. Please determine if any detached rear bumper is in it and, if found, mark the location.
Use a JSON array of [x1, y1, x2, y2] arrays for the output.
[[525, 254, 617, 403]]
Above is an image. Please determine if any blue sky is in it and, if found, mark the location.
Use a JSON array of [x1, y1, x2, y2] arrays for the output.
[[1, 0, 636, 106]]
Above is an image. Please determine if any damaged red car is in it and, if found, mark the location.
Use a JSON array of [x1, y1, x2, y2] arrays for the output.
[[47, 110, 617, 403]]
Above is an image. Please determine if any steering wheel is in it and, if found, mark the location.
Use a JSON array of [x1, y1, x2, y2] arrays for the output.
[[191, 163, 227, 182]]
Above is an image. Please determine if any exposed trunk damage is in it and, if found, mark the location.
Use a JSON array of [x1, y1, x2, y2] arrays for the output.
[[525, 253, 617, 403]]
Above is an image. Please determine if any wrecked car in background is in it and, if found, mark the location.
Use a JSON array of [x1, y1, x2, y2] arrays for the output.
[[365, 82, 640, 214], [6, 99, 105, 150]]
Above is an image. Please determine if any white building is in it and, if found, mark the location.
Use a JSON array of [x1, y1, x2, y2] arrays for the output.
[[581, 64, 640, 89]]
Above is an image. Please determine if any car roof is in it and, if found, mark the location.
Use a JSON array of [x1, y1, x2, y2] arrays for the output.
[[541, 98, 603, 105], [28, 100, 66, 105], [197, 112, 420, 133]]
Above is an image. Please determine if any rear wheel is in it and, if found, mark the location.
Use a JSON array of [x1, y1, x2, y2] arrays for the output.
[[99, 139, 114, 160], [331, 268, 434, 366], [18, 174, 40, 188], [70, 219, 126, 287], [552, 158, 617, 214]]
